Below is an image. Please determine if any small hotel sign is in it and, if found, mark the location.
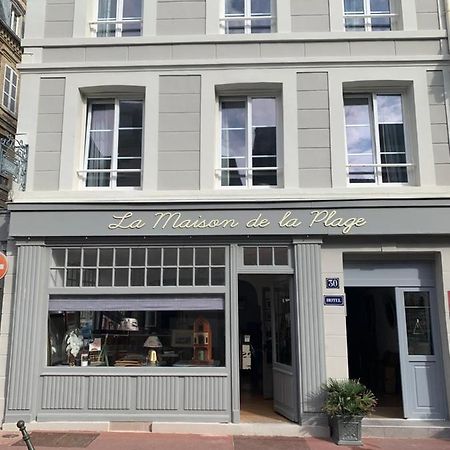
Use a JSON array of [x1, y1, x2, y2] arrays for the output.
[[324, 295, 345, 306]]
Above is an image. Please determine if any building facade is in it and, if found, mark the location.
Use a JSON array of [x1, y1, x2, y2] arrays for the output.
[[1, 0, 450, 431]]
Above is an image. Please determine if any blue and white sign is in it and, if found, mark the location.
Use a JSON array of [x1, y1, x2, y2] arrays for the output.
[[324, 295, 345, 306], [326, 277, 340, 289]]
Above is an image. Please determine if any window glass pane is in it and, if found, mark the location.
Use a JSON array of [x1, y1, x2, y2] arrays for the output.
[[163, 268, 177, 286], [195, 248, 209, 265], [147, 268, 161, 286], [274, 247, 288, 265], [98, 268, 113, 286], [222, 130, 246, 158], [131, 248, 145, 266], [222, 101, 246, 129], [251, 0, 271, 15], [243, 247, 257, 265], [211, 248, 225, 265], [274, 280, 291, 365], [371, 0, 390, 13], [221, 169, 246, 187], [377, 95, 403, 123], [179, 268, 193, 286], [147, 248, 162, 266], [67, 249, 81, 267], [163, 248, 177, 266], [179, 248, 193, 266], [211, 268, 225, 286], [345, 126, 373, 155], [344, 0, 364, 13], [195, 268, 209, 286], [114, 268, 129, 286], [115, 248, 130, 266], [225, 20, 245, 33], [86, 173, 111, 188], [99, 248, 114, 266], [382, 166, 407, 183], [253, 170, 277, 186], [83, 249, 97, 267], [131, 268, 145, 286], [117, 172, 141, 187], [82, 269, 97, 287], [48, 309, 225, 368], [119, 101, 143, 128], [345, 97, 370, 125], [98, 0, 117, 19], [67, 268, 81, 287], [118, 129, 142, 158], [123, 0, 142, 18], [379, 124, 405, 154], [225, 0, 244, 15], [371, 17, 391, 31], [52, 249, 66, 267], [259, 247, 273, 265], [252, 98, 276, 126], [251, 18, 271, 33], [50, 269, 65, 287], [404, 292, 434, 355]]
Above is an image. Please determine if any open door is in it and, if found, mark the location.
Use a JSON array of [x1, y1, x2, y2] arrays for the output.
[[396, 288, 448, 419], [272, 278, 298, 422]]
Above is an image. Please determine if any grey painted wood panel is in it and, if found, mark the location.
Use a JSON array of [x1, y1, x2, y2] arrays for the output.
[[42, 376, 84, 409], [184, 376, 227, 410], [291, 0, 330, 32], [295, 242, 326, 414], [158, 75, 201, 190], [88, 376, 131, 410], [157, 0, 206, 35], [44, 0, 75, 38], [136, 376, 178, 410], [427, 70, 450, 185]]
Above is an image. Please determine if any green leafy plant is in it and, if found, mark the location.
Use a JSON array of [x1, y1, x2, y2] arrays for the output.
[[322, 378, 377, 418]]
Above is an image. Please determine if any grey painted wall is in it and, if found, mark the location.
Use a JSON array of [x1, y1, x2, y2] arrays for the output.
[[156, 0, 206, 35], [291, 0, 329, 32], [44, 0, 75, 38], [297, 72, 331, 188], [427, 70, 450, 185], [158, 75, 201, 190], [34, 77, 65, 191], [416, 0, 441, 30]]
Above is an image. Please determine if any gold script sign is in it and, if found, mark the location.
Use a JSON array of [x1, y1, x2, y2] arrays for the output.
[[108, 210, 367, 235]]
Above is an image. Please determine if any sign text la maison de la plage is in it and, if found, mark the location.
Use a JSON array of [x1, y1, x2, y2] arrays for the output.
[[108, 209, 367, 236]]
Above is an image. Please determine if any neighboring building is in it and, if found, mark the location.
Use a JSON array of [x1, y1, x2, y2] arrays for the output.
[[1, 0, 450, 434], [0, 0, 25, 205]]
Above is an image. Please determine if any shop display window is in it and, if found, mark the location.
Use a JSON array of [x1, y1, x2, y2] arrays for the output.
[[48, 305, 225, 368]]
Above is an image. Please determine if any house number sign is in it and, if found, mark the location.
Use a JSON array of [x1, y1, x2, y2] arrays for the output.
[[326, 278, 340, 289]]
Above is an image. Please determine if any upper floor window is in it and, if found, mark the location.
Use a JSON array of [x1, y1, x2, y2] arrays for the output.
[[222, 0, 273, 34], [344, 0, 393, 31], [10, 5, 24, 37], [3, 66, 18, 114], [94, 0, 143, 37], [83, 99, 143, 188], [220, 96, 278, 187], [344, 93, 410, 184]]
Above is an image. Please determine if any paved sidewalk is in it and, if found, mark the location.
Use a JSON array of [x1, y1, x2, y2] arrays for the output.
[[0, 431, 449, 450]]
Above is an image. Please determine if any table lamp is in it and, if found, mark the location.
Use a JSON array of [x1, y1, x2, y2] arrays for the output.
[[144, 335, 162, 366]]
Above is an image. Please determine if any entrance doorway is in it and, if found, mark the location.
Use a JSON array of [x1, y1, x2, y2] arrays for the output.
[[346, 287, 403, 418], [238, 275, 298, 423], [345, 278, 447, 419]]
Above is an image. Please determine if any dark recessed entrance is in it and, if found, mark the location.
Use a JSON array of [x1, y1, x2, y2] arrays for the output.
[[345, 287, 403, 418]]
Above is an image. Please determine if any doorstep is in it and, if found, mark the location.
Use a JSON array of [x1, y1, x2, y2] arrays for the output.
[[363, 418, 450, 438]]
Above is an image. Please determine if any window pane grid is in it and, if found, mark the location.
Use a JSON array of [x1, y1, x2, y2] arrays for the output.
[[94, 0, 143, 37], [344, 0, 393, 31], [243, 246, 290, 266], [50, 247, 226, 288], [222, 0, 273, 34]]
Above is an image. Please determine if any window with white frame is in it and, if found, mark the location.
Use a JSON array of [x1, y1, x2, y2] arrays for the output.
[[10, 5, 24, 37], [3, 65, 18, 114], [344, 93, 411, 184], [344, 0, 394, 31], [222, 0, 274, 34], [83, 99, 143, 188], [220, 96, 278, 187], [93, 0, 143, 37]]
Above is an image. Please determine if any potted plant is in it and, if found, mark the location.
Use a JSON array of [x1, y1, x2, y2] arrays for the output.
[[322, 378, 377, 446]]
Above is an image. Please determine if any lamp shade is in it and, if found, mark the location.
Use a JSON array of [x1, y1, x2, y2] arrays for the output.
[[144, 335, 162, 348]]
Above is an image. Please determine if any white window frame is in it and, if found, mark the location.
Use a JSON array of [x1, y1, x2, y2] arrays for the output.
[[81, 97, 143, 189], [3, 65, 18, 114], [10, 6, 23, 37], [221, 0, 275, 34], [218, 95, 280, 189], [343, 0, 397, 31], [91, 0, 143, 37], [344, 92, 413, 186]]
